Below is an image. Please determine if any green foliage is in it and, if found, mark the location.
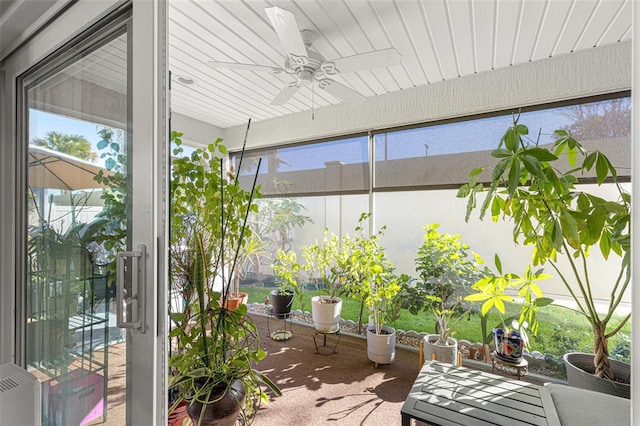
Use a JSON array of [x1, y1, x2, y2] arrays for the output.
[[32, 130, 97, 162], [92, 128, 127, 285], [272, 249, 298, 296], [343, 213, 404, 334], [402, 224, 486, 344], [297, 229, 351, 303], [168, 128, 280, 424], [254, 179, 313, 253], [457, 115, 631, 379], [169, 131, 261, 304], [465, 255, 554, 348], [273, 249, 309, 313], [168, 236, 280, 425]]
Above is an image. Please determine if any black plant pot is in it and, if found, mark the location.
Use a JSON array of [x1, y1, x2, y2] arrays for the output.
[[186, 379, 246, 426], [270, 289, 294, 319]]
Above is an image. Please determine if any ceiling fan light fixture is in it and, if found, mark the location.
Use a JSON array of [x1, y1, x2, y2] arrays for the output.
[[298, 69, 314, 85]]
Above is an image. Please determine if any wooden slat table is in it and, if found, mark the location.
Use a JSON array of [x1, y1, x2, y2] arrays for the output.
[[401, 361, 561, 426]]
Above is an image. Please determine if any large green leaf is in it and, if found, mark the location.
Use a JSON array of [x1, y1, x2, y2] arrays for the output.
[[584, 208, 606, 246], [522, 147, 558, 162], [492, 157, 510, 181], [559, 208, 580, 248], [508, 160, 520, 197], [599, 230, 612, 259], [514, 124, 529, 136]]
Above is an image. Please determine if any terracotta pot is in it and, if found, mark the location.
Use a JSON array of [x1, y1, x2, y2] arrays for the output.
[[186, 379, 246, 426], [168, 401, 190, 426], [221, 292, 248, 310]]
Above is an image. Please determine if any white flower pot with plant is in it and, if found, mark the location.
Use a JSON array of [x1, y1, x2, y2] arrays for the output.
[[403, 224, 485, 365], [279, 229, 351, 333]]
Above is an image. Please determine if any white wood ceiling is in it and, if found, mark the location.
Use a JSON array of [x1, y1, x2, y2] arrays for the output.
[[170, 0, 632, 129]]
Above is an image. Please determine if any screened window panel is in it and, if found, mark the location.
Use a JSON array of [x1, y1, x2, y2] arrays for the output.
[[232, 136, 369, 196], [374, 96, 631, 189]]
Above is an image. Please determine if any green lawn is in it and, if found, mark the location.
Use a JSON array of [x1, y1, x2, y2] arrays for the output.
[[243, 284, 631, 363]]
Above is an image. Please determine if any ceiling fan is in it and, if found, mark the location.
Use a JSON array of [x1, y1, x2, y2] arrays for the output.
[[208, 6, 402, 106]]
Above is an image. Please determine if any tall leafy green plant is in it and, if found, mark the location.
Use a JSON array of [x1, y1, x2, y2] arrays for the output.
[[169, 131, 260, 309], [344, 213, 405, 334], [457, 115, 631, 380], [169, 234, 280, 425], [168, 127, 280, 424], [403, 224, 486, 344], [298, 229, 352, 304], [93, 127, 127, 287]]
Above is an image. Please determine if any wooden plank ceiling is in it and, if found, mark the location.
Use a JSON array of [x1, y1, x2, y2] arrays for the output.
[[169, 0, 632, 129]]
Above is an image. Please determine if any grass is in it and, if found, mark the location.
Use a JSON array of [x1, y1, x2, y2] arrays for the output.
[[243, 284, 631, 363]]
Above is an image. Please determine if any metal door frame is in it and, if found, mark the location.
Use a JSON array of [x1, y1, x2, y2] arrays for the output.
[[0, 1, 167, 423]]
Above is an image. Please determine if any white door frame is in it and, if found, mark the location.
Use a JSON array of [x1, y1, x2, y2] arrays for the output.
[[0, 0, 167, 423]]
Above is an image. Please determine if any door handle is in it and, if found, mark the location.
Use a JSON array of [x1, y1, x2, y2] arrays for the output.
[[116, 244, 146, 333]]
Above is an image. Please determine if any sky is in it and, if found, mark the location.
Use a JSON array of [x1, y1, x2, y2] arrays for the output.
[[29, 109, 109, 166]]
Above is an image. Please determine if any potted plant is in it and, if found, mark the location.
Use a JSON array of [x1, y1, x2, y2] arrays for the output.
[[270, 249, 298, 319], [458, 116, 631, 397], [465, 255, 553, 362], [403, 224, 486, 364], [345, 213, 407, 366], [169, 234, 281, 425], [169, 131, 259, 312], [168, 129, 281, 425], [298, 229, 352, 333]]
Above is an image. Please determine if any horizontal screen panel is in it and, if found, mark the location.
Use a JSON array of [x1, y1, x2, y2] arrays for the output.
[[233, 136, 369, 196], [374, 97, 631, 189]]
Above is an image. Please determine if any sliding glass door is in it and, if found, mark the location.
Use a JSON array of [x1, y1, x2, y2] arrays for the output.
[[1, 1, 167, 424]]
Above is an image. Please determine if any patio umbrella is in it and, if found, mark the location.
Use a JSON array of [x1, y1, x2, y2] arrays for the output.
[[28, 144, 113, 190]]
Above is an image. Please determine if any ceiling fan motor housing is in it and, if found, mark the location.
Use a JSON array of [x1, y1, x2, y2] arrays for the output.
[[285, 49, 326, 82]]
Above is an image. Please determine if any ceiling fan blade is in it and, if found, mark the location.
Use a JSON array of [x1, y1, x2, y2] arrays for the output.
[[318, 79, 366, 103], [271, 83, 301, 105], [208, 61, 284, 74], [265, 6, 308, 67], [325, 48, 402, 74]]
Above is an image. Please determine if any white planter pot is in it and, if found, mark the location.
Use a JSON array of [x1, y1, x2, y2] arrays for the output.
[[564, 352, 630, 399], [422, 334, 458, 365], [311, 296, 342, 333], [366, 325, 396, 366]]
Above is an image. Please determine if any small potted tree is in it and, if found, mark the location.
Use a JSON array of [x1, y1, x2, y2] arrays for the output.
[[458, 116, 631, 397], [297, 230, 352, 333], [271, 249, 298, 319], [403, 224, 486, 365], [345, 213, 408, 366]]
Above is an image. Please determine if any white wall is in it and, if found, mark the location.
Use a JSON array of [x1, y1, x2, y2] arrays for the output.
[[275, 183, 630, 309]]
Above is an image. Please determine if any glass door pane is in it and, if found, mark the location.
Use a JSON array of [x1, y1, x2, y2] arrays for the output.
[[25, 30, 129, 426]]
